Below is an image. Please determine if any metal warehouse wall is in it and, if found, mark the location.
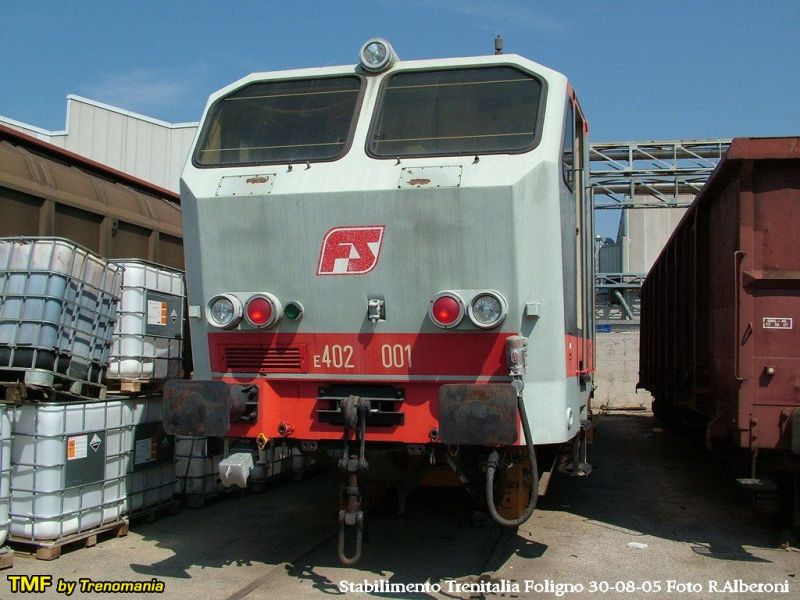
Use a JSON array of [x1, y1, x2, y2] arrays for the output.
[[0, 96, 198, 193]]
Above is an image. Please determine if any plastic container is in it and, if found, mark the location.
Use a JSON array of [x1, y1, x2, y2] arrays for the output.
[[226, 438, 291, 490], [264, 445, 290, 480], [10, 401, 132, 541], [0, 405, 10, 546], [124, 394, 175, 514], [108, 260, 185, 382], [0, 237, 122, 386], [175, 436, 222, 500]]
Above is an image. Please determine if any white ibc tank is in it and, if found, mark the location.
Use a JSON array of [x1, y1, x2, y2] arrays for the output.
[[0, 238, 122, 385], [108, 260, 185, 381], [0, 405, 10, 546], [10, 401, 132, 541], [175, 436, 221, 498], [125, 394, 175, 514]]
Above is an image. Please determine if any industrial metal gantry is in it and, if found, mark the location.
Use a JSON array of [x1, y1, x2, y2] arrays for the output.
[[591, 139, 731, 320]]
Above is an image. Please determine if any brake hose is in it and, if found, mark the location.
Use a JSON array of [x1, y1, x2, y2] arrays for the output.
[[485, 394, 539, 527]]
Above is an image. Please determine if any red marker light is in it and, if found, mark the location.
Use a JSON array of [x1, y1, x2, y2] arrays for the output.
[[246, 296, 273, 327], [431, 295, 462, 327]]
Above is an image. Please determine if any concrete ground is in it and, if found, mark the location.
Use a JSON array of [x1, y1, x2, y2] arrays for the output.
[[4, 414, 797, 599]]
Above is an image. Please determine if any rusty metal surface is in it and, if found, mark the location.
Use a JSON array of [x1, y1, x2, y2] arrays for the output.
[[438, 383, 518, 446], [397, 166, 462, 189], [215, 173, 276, 197], [640, 136, 800, 451], [163, 380, 233, 436], [0, 123, 183, 268]]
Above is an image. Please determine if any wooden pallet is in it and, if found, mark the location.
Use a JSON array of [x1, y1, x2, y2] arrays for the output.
[[107, 379, 165, 395], [0, 548, 14, 570], [0, 369, 107, 403], [128, 499, 180, 524], [10, 519, 128, 561]]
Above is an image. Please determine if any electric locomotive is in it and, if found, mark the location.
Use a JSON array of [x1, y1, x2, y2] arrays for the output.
[[165, 38, 594, 563]]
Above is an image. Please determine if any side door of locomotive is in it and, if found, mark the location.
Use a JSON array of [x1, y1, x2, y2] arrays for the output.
[[561, 93, 592, 379]]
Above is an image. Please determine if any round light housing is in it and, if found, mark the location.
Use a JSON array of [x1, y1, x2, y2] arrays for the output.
[[429, 292, 465, 329], [359, 37, 396, 73], [207, 294, 242, 329], [245, 293, 281, 328], [468, 291, 508, 329]]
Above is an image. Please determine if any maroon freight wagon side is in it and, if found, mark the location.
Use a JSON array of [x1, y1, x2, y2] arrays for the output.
[[638, 137, 800, 515]]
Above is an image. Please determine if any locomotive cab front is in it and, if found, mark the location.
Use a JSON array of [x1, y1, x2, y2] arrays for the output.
[[165, 39, 594, 564]]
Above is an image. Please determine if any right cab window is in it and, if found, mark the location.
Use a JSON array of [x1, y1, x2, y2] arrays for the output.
[[368, 66, 544, 158]]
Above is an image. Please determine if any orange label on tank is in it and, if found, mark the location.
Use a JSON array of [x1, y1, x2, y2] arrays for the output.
[[147, 300, 168, 326], [66, 435, 88, 460], [135, 436, 158, 465]]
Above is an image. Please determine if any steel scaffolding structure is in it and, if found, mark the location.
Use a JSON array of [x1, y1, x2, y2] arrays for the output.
[[590, 139, 731, 320], [591, 139, 731, 210]]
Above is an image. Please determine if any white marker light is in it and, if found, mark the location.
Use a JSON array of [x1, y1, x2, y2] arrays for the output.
[[468, 291, 508, 329], [359, 38, 397, 73], [207, 294, 243, 329]]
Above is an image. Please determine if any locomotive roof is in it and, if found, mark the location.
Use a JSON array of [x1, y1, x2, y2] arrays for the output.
[[205, 53, 568, 105]]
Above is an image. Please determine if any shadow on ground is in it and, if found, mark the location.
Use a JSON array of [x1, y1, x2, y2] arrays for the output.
[[537, 413, 779, 563], [124, 414, 781, 598], [127, 473, 534, 598]]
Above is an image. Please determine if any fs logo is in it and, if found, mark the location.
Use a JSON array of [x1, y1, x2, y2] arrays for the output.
[[317, 226, 385, 275]]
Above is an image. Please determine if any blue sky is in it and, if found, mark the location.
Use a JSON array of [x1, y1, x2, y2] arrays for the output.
[[1, 1, 799, 235], [2, 0, 798, 139]]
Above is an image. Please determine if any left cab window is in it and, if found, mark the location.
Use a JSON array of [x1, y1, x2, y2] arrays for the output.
[[194, 76, 362, 167]]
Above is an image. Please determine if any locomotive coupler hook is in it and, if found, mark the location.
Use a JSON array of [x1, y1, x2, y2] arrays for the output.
[[337, 395, 370, 565]]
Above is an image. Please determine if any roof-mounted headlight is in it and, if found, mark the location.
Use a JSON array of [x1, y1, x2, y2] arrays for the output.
[[359, 38, 397, 73]]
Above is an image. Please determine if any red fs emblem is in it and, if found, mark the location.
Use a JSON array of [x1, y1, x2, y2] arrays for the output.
[[317, 226, 386, 275]]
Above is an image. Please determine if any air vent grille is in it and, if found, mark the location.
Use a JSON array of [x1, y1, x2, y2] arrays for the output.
[[223, 346, 305, 373]]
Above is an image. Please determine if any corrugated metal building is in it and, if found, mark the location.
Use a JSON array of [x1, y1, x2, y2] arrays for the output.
[[1, 96, 198, 193]]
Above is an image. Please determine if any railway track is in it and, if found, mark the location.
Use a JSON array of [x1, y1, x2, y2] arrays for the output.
[[224, 529, 339, 600], [224, 485, 522, 599]]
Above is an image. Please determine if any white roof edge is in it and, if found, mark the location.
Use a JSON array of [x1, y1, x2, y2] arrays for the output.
[[232, 54, 562, 85], [0, 95, 199, 138], [0, 114, 68, 136], [66, 95, 199, 128], [210, 54, 566, 103]]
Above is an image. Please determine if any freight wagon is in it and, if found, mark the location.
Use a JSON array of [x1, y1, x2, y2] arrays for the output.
[[639, 136, 800, 526], [0, 123, 183, 269]]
